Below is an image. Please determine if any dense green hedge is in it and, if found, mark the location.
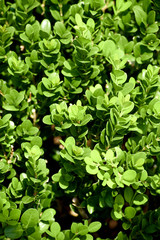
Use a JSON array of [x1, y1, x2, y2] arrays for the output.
[[0, 0, 160, 239]]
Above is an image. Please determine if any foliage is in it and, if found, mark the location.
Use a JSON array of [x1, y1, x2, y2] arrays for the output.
[[0, 0, 160, 239]]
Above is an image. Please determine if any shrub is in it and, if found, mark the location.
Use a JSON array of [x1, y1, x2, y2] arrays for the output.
[[0, 0, 160, 239]]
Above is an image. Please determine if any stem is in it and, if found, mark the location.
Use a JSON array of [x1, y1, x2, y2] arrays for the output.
[[0, 90, 4, 96], [59, 3, 64, 22], [71, 234, 76, 240]]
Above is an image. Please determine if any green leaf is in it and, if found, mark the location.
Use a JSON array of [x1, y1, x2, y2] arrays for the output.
[[71, 222, 79, 233], [30, 145, 42, 160], [118, 1, 132, 13], [112, 209, 123, 220], [5, 90, 24, 106], [146, 23, 159, 34], [102, 40, 116, 58], [20, 32, 31, 43], [91, 0, 105, 9], [52, 172, 61, 182], [116, 0, 124, 10], [59, 176, 69, 189], [111, 70, 127, 85], [85, 157, 95, 166], [124, 187, 134, 204], [50, 222, 61, 237], [75, 13, 85, 28], [78, 224, 88, 235], [4, 224, 23, 239], [9, 209, 21, 221], [153, 101, 160, 115], [122, 222, 131, 230], [121, 101, 134, 115], [21, 209, 39, 228], [105, 149, 114, 160], [91, 150, 102, 163], [122, 78, 135, 96], [54, 22, 66, 37], [124, 207, 136, 219], [43, 115, 52, 125], [50, 0, 59, 3], [22, 196, 34, 204], [71, 222, 88, 235], [122, 170, 137, 182], [56, 232, 65, 240], [26, 24, 34, 39], [88, 221, 102, 233], [133, 194, 148, 205], [134, 43, 153, 63], [31, 136, 42, 148], [134, 158, 145, 167], [115, 194, 124, 207], [133, 5, 147, 26], [86, 165, 98, 175], [50, 10, 61, 21], [41, 209, 56, 221], [41, 19, 51, 34], [80, 114, 93, 126], [140, 170, 148, 181]]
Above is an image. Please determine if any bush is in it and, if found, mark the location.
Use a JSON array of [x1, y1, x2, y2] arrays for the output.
[[0, 0, 160, 239]]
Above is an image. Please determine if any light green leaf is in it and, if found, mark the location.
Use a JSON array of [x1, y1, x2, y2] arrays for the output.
[[153, 101, 160, 115], [146, 23, 159, 34], [86, 165, 98, 175], [30, 145, 42, 160], [102, 40, 116, 58], [75, 13, 85, 28], [140, 170, 148, 181], [71, 222, 79, 234], [50, 222, 61, 237], [78, 224, 88, 235], [134, 158, 145, 167], [116, 0, 124, 10], [85, 157, 95, 166], [111, 70, 127, 85], [41, 19, 51, 34], [122, 170, 137, 182], [21, 209, 39, 228], [133, 5, 147, 26], [54, 22, 66, 37], [22, 196, 34, 204], [122, 78, 135, 96], [9, 209, 21, 221], [118, 1, 132, 13], [105, 149, 114, 160], [91, 150, 102, 163], [88, 221, 102, 233], [39, 221, 49, 234], [121, 101, 134, 115], [41, 209, 56, 221], [56, 232, 65, 240], [113, 210, 123, 219]]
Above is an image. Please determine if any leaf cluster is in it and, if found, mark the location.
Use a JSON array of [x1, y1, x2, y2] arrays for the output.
[[0, 0, 160, 239]]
